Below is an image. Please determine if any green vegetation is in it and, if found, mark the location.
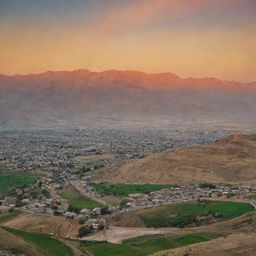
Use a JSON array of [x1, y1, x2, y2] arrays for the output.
[[0, 209, 21, 223], [59, 186, 103, 211], [0, 171, 44, 193], [199, 183, 217, 189], [80, 162, 105, 171], [101, 206, 111, 215], [139, 200, 254, 228], [90, 183, 174, 196], [42, 189, 51, 198], [78, 226, 94, 237], [120, 199, 131, 207], [81, 232, 220, 256], [2, 227, 74, 256]]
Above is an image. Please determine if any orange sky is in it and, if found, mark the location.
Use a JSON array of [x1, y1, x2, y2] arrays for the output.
[[0, 0, 255, 82]]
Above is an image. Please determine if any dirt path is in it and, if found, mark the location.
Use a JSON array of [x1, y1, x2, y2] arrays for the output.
[[82, 226, 179, 243]]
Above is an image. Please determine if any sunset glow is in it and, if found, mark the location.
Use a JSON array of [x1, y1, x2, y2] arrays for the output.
[[0, 0, 255, 81]]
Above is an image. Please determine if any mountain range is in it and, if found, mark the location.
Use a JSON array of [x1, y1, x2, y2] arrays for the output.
[[0, 69, 255, 129]]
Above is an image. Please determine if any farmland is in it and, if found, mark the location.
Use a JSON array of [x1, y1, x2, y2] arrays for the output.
[[109, 200, 254, 228], [0, 171, 44, 193], [59, 186, 103, 211], [80, 232, 220, 256]]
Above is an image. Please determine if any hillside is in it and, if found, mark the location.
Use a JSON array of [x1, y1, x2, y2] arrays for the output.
[[0, 227, 44, 256], [0, 70, 256, 128], [1, 214, 81, 238], [152, 233, 256, 256], [92, 134, 256, 185]]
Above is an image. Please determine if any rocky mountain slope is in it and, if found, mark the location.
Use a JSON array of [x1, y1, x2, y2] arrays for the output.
[[0, 70, 256, 128]]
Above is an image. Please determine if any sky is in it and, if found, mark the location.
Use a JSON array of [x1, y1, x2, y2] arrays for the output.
[[0, 0, 255, 82]]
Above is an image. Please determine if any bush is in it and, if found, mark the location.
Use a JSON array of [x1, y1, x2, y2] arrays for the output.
[[120, 199, 130, 208], [78, 219, 85, 224], [68, 205, 80, 214], [101, 206, 111, 215], [81, 167, 91, 173], [53, 210, 61, 216], [78, 226, 93, 237], [199, 183, 216, 189]]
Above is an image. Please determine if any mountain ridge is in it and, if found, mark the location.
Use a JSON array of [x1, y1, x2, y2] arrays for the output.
[[0, 70, 256, 128]]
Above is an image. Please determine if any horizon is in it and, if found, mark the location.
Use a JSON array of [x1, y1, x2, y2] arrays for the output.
[[0, 68, 254, 84], [1, 0, 255, 82]]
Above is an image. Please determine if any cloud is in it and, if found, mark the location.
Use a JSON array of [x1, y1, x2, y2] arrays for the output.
[[94, 0, 245, 34]]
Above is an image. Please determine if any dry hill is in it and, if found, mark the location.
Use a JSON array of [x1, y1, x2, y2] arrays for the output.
[[1, 213, 81, 238], [92, 134, 256, 185]]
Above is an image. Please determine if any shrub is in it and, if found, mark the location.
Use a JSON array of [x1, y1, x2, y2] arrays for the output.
[[78, 226, 93, 237], [68, 205, 80, 214], [101, 206, 111, 215], [199, 183, 216, 189], [53, 210, 61, 216], [78, 219, 85, 225], [120, 199, 130, 208]]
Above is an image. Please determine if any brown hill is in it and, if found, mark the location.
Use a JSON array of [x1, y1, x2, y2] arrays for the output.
[[92, 134, 256, 185], [1, 213, 81, 238]]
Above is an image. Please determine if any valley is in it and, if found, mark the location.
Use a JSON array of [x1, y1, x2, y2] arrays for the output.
[[2, 0, 256, 254], [0, 128, 255, 256]]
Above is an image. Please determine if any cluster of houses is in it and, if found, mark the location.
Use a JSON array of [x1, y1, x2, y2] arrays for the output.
[[0, 128, 228, 174], [124, 184, 256, 209], [1, 168, 256, 233], [0, 128, 246, 234]]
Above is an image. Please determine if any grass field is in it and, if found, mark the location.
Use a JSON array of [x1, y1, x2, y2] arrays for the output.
[[2, 227, 74, 256], [0, 209, 21, 223], [141, 200, 254, 228], [90, 183, 173, 196], [59, 186, 103, 211], [0, 171, 44, 193], [111, 200, 254, 228], [81, 232, 219, 256]]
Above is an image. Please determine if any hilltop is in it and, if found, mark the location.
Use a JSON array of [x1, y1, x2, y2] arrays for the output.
[[92, 134, 256, 185]]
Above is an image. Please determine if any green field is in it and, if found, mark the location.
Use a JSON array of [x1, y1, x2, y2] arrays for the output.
[[139, 200, 254, 228], [1, 226, 221, 256], [2, 227, 74, 256], [0, 171, 44, 193], [59, 186, 103, 211], [110, 200, 254, 228], [81, 232, 219, 256], [90, 183, 174, 196], [0, 209, 21, 223]]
